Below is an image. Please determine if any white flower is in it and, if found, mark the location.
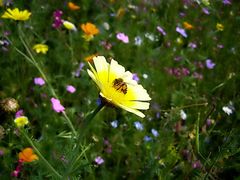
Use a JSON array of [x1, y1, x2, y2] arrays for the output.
[[180, 110, 187, 120], [222, 106, 233, 115]]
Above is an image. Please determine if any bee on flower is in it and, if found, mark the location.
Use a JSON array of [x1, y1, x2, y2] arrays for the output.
[[87, 56, 151, 118]]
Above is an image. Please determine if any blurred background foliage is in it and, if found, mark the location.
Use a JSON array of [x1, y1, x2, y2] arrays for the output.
[[0, 0, 240, 179]]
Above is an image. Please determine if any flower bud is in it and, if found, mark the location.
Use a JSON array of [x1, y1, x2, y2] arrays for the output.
[[0, 98, 19, 113]]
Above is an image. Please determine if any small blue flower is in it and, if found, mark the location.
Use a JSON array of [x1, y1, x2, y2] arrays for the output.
[[144, 136, 152, 142], [151, 129, 159, 137], [111, 120, 118, 128], [134, 121, 144, 131]]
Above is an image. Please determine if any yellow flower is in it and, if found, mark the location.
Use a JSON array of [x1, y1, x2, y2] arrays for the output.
[[81, 22, 99, 41], [19, 147, 38, 162], [202, 0, 210, 6], [216, 23, 224, 31], [63, 20, 77, 31], [33, 44, 48, 54], [183, 21, 194, 30], [14, 116, 29, 128], [68, 2, 80, 10], [1, 8, 31, 21], [87, 56, 151, 118]]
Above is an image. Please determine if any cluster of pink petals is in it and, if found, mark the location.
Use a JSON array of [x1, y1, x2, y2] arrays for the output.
[[51, 98, 65, 113], [116, 32, 129, 43], [34, 77, 45, 86]]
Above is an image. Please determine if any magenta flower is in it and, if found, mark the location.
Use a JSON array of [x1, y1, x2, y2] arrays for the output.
[[34, 77, 45, 86], [66, 85, 76, 93], [15, 109, 24, 118], [157, 26, 166, 36], [116, 32, 129, 43], [95, 156, 104, 165], [52, 10, 63, 29], [176, 27, 187, 38], [51, 98, 65, 113], [206, 59, 216, 69]]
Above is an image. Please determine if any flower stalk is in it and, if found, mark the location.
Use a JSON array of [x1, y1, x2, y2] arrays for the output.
[[20, 129, 62, 178]]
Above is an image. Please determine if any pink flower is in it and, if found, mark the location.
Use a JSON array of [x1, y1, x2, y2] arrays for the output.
[[157, 26, 166, 36], [95, 156, 104, 165], [116, 32, 129, 43], [66, 85, 76, 93], [51, 98, 65, 113], [34, 77, 45, 86]]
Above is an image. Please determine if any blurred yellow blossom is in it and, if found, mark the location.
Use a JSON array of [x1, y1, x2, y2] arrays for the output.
[[81, 22, 99, 41], [63, 20, 77, 31], [87, 56, 151, 118], [33, 44, 48, 54], [183, 21, 194, 30], [216, 23, 224, 31], [202, 0, 210, 6], [1, 8, 31, 21], [68, 2, 80, 10], [14, 116, 29, 128], [19, 148, 38, 162], [116, 8, 125, 18]]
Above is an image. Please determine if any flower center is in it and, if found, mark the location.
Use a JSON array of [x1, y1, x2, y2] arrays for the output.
[[112, 78, 127, 94]]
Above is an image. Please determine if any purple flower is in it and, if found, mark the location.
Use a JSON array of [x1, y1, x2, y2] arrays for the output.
[[134, 36, 142, 46], [202, 8, 210, 15], [144, 136, 152, 142], [74, 62, 85, 77], [52, 10, 63, 29], [134, 121, 144, 131], [188, 42, 197, 49], [176, 27, 187, 38], [66, 85, 76, 93], [95, 156, 104, 165], [223, 0, 231, 5], [206, 59, 216, 69], [15, 109, 24, 118], [192, 160, 202, 169], [217, 44, 224, 49], [157, 26, 166, 36], [132, 73, 139, 82], [116, 32, 129, 43], [51, 98, 65, 113], [151, 129, 159, 137], [34, 77, 45, 86]]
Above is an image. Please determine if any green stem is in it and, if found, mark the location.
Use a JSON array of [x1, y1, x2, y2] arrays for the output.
[[79, 103, 105, 138], [17, 24, 77, 137], [20, 129, 62, 178]]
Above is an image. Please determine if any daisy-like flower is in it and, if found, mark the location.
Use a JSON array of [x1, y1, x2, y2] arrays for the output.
[[63, 20, 77, 31], [14, 116, 29, 128], [1, 8, 31, 21], [81, 22, 99, 41], [18, 148, 38, 162], [33, 44, 48, 54], [87, 56, 151, 118]]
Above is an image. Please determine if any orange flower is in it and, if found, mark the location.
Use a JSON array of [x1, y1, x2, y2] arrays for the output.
[[18, 148, 38, 162], [183, 21, 194, 30], [80, 22, 99, 41], [68, 2, 80, 10], [84, 53, 98, 62]]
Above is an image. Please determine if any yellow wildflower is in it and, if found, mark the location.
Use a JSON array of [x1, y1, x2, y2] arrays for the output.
[[68, 2, 80, 10], [1, 8, 31, 21], [19, 148, 38, 162], [202, 0, 210, 6], [14, 116, 29, 128], [84, 54, 98, 62], [87, 56, 151, 118], [216, 23, 224, 31], [81, 22, 99, 41], [63, 20, 77, 31], [33, 44, 48, 54], [183, 21, 194, 30]]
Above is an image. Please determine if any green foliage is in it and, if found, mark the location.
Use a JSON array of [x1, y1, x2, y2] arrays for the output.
[[0, 0, 240, 179]]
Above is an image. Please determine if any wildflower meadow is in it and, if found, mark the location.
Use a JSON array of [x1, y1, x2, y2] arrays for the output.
[[0, 0, 240, 179]]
